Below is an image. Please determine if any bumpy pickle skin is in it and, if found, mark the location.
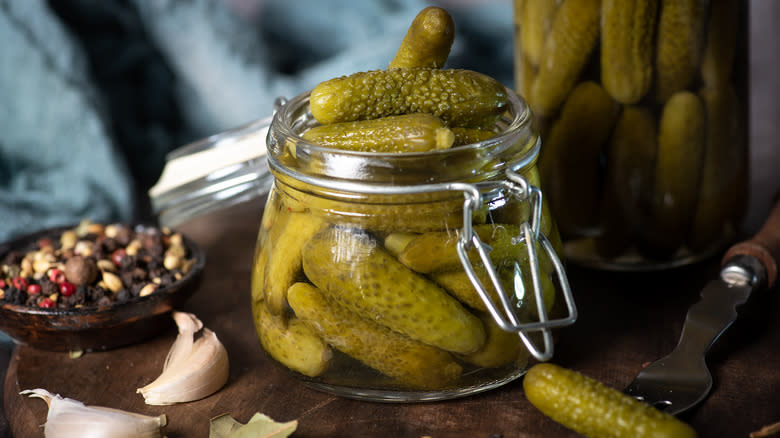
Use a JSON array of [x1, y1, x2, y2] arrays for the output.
[[263, 212, 326, 315], [254, 303, 332, 378], [644, 91, 705, 257], [600, 0, 658, 104], [389, 6, 455, 69], [301, 113, 455, 153], [519, 0, 560, 68], [689, 86, 743, 251], [654, 0, 706, 102], [528, 0, 601, 117], [309, 68, 508, 128], [596, 106, 658, 258], [523, 363, 698, 438], [287, 282, 463, 390], [700, 0, 740, 87], [538, 81, 619, 238], [395, 223, 554, 275], [301, 227, 486, 354]]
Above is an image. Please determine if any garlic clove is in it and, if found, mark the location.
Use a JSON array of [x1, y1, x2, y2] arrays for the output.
[[137, 311, 229, 406], [21, 388, 166, 438]]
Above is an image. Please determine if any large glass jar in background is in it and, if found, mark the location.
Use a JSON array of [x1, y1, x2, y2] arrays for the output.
[[513, 0, 749, 269], [250, 88, 576, 402]]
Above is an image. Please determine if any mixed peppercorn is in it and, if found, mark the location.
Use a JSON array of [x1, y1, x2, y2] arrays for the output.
[[0, 220, 197, 310]]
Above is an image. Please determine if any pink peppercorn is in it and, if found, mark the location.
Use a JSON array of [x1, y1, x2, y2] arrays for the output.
[[48, 268, 66, 284], [11, 276, 28, 290], [26, 284, 42, 295], [59, 282, 77, 297], [39, 298, 56, 308]]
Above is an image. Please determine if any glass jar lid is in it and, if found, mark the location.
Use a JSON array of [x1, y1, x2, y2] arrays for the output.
[[148, 116, 274, 227]]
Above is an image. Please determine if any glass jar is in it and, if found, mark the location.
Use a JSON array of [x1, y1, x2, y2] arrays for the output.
[[250, 88, 576, 402], [513, 0, 749, 270]]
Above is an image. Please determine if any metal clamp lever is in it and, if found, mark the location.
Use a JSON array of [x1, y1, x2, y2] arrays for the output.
[[455, 168, 577, 362]]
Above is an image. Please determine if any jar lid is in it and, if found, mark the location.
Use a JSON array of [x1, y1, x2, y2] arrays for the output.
[[148, 116, 273, 227]]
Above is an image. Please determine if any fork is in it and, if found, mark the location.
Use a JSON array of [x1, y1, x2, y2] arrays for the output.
[[624, 198, 780, 415]]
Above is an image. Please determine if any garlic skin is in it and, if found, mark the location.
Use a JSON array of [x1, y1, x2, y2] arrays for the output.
[[137, 311, 229, 406], [21, 388, 166, 438]]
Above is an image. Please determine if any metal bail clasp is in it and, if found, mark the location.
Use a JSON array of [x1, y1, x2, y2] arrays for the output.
[[456, 168, 577, 362]]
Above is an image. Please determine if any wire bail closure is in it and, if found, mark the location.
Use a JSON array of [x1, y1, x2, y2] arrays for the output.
[[456, 168, 577, 362]]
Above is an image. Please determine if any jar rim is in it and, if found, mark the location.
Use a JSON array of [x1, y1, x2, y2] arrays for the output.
[[268, 86, 540, 188]]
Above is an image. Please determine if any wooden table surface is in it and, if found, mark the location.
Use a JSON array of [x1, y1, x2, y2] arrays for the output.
[[3, 198, 780, 438]]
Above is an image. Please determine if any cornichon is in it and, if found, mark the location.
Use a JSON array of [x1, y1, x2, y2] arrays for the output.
[[263, 212, 326, 315], [524, 363, 698, 438], [645, 91, 705, 257], [458, 313, 528, 369], [394, 223, 554, 275], [301, 113, 455, 153], [254, 302, 332, 378], [700, 0, 739, 87], [301, 227, 486, 354], [389, 6, 455, 69], [309, 68, 508, 128], [538, 81, 619, 237], [519, 0, 560, 68], [287, 282, 463, 389], [654, 0, 706, 102], [597, 106, 657, 258], [528, 0, 601, 117], [689, 86, 742, 251], [600, 0, 658, 104], [431, 262, 556, 320]]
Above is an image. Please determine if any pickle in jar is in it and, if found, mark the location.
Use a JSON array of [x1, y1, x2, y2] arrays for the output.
[[287, 282, 463, 389], [301, 226, 486, 354]]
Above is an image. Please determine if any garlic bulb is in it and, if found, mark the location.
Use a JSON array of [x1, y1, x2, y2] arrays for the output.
[[21, 388, 166, 438], [137, 311, 229, 405]]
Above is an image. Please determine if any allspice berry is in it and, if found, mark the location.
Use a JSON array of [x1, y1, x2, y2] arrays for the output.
[[64, 256, 98, 286]]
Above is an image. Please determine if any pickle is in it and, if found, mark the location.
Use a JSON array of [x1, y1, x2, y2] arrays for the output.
[[458, 313, 528, 369], [524, 363, 698, 438], [309, 68, 508, 128], [287, 282, 462, 389], [597, 106, 657, 258], [254, 303, 332, 378], [689, 86, 742, 251], [431, 262, 556, 320], [600, 0, 658, 104], [645, 91, 705, 256], [301, 114, 455, 153], [279, 182, 465, 233], [389, 6, 455, 69], [700, 0, 740, 87], [396, 223, 553, 275], [514, 47, 537, 101], [528, 0, 601, 117], [301, 227, 486, 354], [519, 0, 560, 68], [538, 81, 619, 237], [264, 212, 326, 315], [654, 0, 706, 102], [451, 127, 497, 146]]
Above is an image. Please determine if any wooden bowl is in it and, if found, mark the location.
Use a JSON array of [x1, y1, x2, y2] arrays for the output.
[[0, 225, 205, 352]]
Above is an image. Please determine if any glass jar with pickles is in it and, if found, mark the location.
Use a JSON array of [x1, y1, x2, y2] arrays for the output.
[[513, 0, 749, 269], [249, 79, 576, 401]]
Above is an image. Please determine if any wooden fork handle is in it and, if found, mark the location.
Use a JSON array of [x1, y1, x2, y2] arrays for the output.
[[723, 197, 780, 289]]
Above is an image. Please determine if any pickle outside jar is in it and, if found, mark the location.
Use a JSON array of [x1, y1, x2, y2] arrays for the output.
[[251, 88, 577, 402], [513, 0, 750, 270]]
